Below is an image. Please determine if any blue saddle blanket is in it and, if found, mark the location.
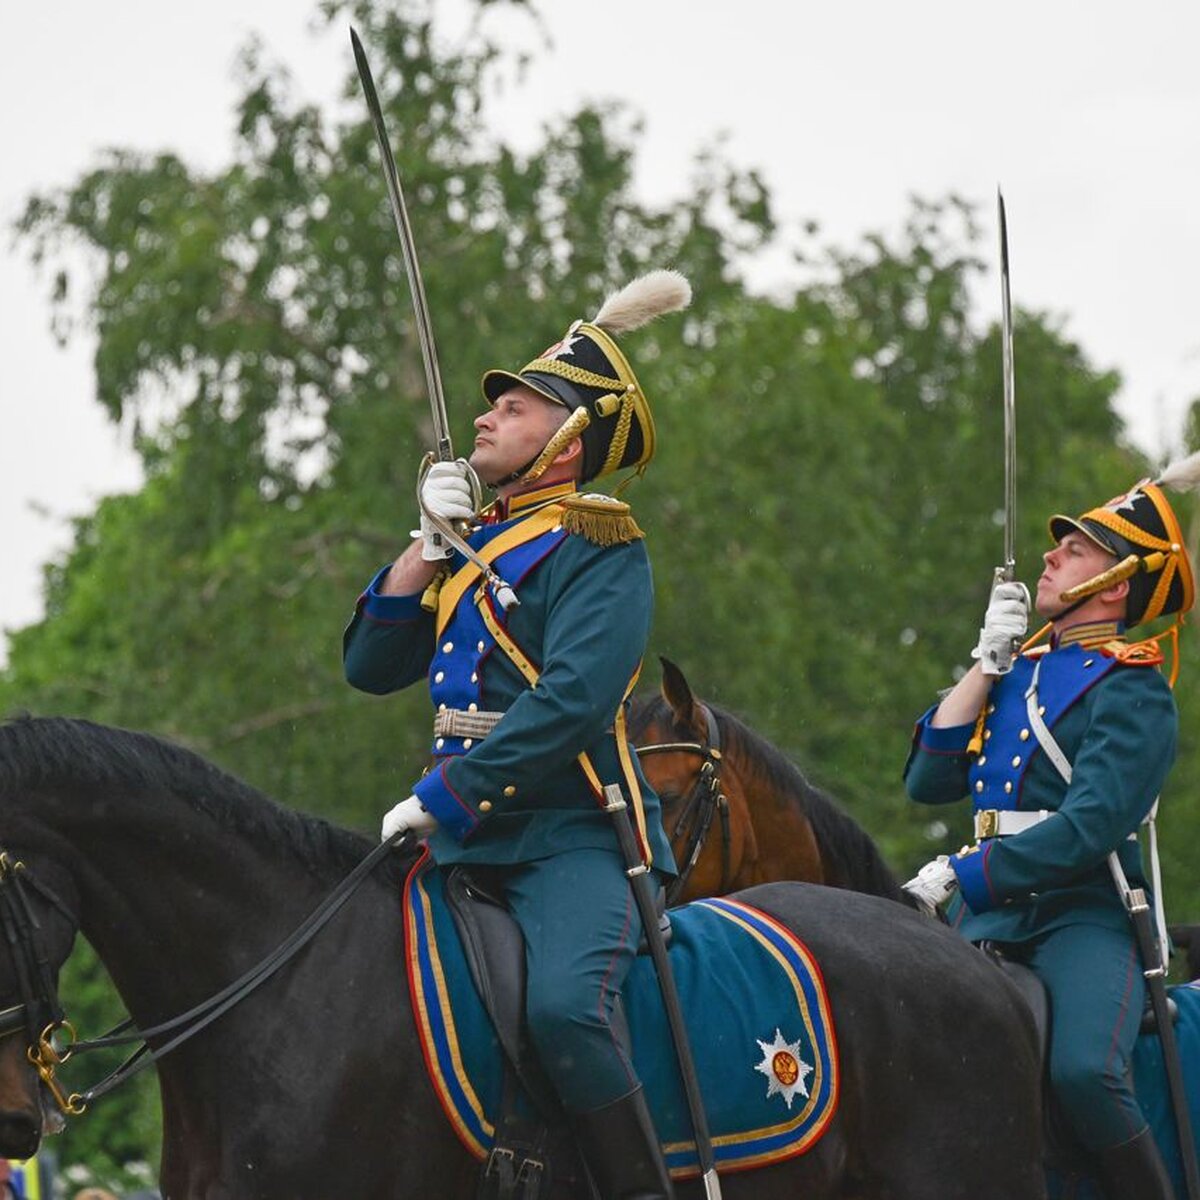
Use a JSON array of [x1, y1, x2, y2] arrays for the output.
[[402, 857, 840, 1179], [1049, 980, 1200, 1197]]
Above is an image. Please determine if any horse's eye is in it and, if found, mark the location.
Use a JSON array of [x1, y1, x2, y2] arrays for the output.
[[657, 790, 683, 809]]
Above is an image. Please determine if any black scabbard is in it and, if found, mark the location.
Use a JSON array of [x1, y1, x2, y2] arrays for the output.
[[1127, 886, 1200, 1200], [603, 784, 722, 1199]]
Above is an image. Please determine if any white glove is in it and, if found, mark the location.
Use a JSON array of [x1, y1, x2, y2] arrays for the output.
[[972, 579, 1030, 676], [416, 461, 478, 561], [902, 856, 959, 917], [380, 796, 438, 843]]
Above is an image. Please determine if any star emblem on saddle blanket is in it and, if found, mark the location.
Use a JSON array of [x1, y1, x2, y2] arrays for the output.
[[753, 1028, 813, 1109]]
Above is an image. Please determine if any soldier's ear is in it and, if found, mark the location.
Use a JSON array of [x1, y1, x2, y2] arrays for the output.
[[659, 657, 706, 740], [1100, 577, 1131, 606], [552, 437, 583, 466]]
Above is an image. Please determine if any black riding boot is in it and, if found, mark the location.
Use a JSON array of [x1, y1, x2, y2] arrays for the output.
[[1096, 1127, 1176, 1200], [571, 1086, 676, 1200]]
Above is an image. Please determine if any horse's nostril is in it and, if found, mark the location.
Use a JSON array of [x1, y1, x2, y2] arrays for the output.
[[0, 1112, 40, 1160]]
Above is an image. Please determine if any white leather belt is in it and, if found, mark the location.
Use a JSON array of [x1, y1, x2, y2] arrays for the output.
[[974, 807, 1137, 842], [433, 709, 504, 739], [974, 809, 1051, 839]]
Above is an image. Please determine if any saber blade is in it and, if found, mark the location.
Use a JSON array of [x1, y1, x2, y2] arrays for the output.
[[351, 27, 453, 462], [998, 187, 1016, 581]]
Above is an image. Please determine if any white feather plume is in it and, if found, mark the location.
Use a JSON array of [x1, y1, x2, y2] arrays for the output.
[[1156, 449, 1200, 493], [591, 270, 692, 335]]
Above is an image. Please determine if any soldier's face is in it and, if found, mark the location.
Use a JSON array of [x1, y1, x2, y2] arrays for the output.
[[470, 385, 569, 486], [1036, 533, 1118, 618]]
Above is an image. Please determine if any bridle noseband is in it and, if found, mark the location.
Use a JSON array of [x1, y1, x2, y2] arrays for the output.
[[635, 704, 730, 904]]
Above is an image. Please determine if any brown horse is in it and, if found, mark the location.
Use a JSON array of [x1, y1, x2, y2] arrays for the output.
[[630, 659, 905, 905]]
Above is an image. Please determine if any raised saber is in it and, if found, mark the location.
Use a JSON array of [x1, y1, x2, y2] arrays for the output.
[[351, 26, 453, 462], [351, 29, 514, 606], [998, 187, 1016, 584], [983, 189, 1031, 670]]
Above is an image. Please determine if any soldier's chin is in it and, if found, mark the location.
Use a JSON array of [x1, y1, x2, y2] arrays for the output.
[[1035, 594, 1070, 622], [467, 450, 503, 488], [1033, 585, 1058, 620]]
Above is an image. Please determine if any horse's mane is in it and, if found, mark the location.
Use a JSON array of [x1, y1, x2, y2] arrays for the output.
[[0, 716, 374, 876], [630, 696, 906, 902]]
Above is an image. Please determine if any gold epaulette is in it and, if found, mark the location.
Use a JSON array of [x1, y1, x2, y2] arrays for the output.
[[560, 493, 644, 546], [1100, 638, 1165, 667]]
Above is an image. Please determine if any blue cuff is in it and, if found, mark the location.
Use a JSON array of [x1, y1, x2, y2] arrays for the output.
[[413, 763, 479, 842], [914, 706, 975, 755], [359, 564, 426, 623], [951, 845, 996, 914]]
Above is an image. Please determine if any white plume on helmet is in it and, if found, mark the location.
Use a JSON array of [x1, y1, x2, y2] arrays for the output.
[[591, 269, 692, 335], [1156, 448, 1200, 493]]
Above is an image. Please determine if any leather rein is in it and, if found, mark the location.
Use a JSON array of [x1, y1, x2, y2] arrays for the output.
[[0, 837, 396, 1119], [635, 704, 730, 904]]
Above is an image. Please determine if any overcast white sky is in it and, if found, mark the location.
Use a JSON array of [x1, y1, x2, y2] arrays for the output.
[[3, 1, 1199, 660]]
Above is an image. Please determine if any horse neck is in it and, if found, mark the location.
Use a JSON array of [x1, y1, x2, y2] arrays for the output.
[[727, 735, 907, 902], [25, 781, 353, 1023]]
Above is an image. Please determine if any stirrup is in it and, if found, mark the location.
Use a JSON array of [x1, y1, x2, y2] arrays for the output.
[[478, 1144, 548, 1200]]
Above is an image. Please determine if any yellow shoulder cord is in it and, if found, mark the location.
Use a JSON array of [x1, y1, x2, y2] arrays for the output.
[[473, 590, 653, 868], [435, 505, 565, 638], [1164, 619, 1183, 688]]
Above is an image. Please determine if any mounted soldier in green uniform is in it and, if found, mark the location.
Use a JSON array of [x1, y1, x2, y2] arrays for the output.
[[344, 271, 690, 1200], [903, 464, 1199, 1199]]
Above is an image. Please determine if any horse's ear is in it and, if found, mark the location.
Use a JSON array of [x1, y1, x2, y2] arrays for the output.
[[659, 656, 704, 735]]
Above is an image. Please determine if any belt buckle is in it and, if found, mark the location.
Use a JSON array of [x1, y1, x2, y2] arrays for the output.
[[977, 809, 999, 839]]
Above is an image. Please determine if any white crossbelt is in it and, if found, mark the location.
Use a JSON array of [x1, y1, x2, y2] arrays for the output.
[[1021, 658, 1168, 971]]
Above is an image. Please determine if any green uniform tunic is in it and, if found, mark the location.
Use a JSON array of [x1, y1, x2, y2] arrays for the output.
[[904, 628, 1177, 1150], [344, 483, 674, 1110]]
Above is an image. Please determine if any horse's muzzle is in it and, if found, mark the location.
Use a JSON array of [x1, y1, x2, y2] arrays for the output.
[[0, 1108, 41, 1160]]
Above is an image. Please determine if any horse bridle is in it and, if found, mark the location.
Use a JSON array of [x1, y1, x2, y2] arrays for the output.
[[0, 850, 84, 1116], [635, 704, 730, 905], [0, 836, 397, 1120]]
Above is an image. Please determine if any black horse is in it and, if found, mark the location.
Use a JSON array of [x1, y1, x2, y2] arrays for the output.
[[0, 716, 1045, 1199]]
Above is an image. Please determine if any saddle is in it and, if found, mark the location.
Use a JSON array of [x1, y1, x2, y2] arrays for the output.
[[443, 867, 672, 1200], [404, 856, 841, 1190]]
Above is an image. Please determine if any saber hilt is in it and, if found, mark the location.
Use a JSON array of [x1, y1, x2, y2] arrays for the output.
[[414, 465, 517, 611]]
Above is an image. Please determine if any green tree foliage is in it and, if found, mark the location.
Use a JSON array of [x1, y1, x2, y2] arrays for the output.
[[6, 0, 1199, 1182]]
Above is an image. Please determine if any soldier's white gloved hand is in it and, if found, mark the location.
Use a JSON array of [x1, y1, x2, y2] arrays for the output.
[[972, 580, 1031, 676], [415, 461, 478, 561], [380, 796, 438, 843], [902, 856, 959, 917]]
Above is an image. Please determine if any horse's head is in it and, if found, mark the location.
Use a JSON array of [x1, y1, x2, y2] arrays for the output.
[[631, 658, 761, 904], [0, 850, 79, 1158]]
